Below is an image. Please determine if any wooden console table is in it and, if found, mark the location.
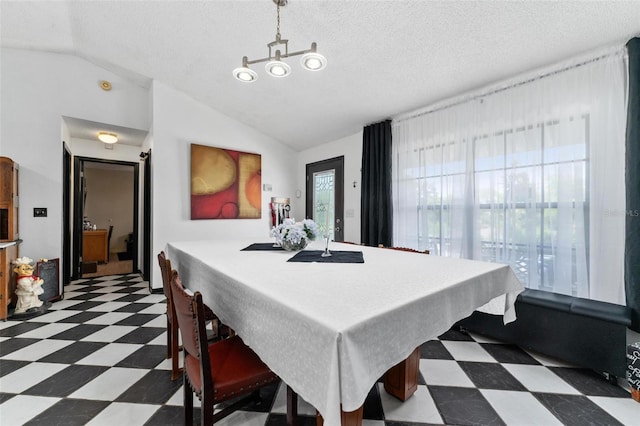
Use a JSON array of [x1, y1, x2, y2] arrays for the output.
[[83, 229, 108, 263], [1, 241, 19, 320]]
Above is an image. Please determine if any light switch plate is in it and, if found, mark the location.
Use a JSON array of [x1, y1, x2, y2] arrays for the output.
[[34, 207, 47, 217]]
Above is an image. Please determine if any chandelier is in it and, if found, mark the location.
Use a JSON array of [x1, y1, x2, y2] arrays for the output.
[[233, 0, 327, 82]]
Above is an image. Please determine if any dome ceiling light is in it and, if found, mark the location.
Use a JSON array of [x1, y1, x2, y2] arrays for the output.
[[233, 0, 326, 82], [98, 132, 118, 144]]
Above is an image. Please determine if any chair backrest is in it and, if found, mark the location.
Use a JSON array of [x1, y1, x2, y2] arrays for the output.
[[170, 270, 212, 388], [157, 251, 176, 322]]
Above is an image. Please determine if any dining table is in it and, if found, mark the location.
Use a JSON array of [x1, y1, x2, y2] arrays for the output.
[[166, 238, 524, 426]]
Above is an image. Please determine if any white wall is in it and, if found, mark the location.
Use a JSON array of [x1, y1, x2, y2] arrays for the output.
[[0, 48, 150, 266], [296, 131, 363, 244], [150, 81, 299, 289]]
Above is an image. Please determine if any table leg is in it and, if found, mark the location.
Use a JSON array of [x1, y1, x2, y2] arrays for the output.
[[315, 406, 364, 426], [383, 346, 420, 401], [287, 385, 298, 426]]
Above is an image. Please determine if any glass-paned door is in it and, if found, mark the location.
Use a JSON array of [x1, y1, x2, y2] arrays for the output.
[[306, 157, 344, 242]]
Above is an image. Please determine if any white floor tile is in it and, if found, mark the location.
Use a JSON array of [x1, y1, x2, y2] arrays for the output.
[[166, 386, 201, 407], [85, 312, 134, 325], [441, 341, 496, 362], [0, 362, 67, 393], [589, 395, 640, 425], [135, 294, 166, 304], [69, 367, 149, 401], [81, 325, 138, 342], [76, 342, 142, 366], [481, 389, 563, 425], [94, 277, 125, 283], [2, 339, 73, 361], [419, 359, 475, 387], [62, 291, 84, 299], [503, 365, 580, 394], [270, 383, 317, 416], [378, 383, 443, 424], [361, 421, 385, 426], [146, 332, 168, 346], [0, 395, 60, 425], [141, 315, 167, 328], [137, 304, 167, 315], [85, 402, 158, 426], [25, 309, 81, 323], [18, 322, 78, 339], [49, 299, 85, 310], [90, 286, 122, 294], [215, 410, 269, 426], [87, 301, 131, 312]]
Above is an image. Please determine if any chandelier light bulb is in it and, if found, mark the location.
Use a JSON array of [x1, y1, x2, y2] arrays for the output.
[[265, 60, 291, 77], [301, 52, 327, 71], [233, 66, 258, 82]]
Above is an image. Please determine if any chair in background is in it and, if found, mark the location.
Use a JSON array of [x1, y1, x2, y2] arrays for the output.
[[158, 251, 232, 381], [107, 225, 114, 261], [378, 244, 430, 255], [170, 269, 289, 424]]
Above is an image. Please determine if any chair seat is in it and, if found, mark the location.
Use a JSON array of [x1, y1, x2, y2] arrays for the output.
[[185, 335, 278, 401]]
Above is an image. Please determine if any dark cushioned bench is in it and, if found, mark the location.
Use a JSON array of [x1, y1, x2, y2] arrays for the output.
[[457, 289, 632, 380]]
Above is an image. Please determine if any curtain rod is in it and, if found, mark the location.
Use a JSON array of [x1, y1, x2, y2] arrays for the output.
[[393, 44, 626, 125]]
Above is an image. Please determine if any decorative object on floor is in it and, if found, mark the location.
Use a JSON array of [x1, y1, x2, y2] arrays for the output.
[[190, 144, 261, 219], [36, 257, 61, 303], [271, 218, 319, 251], [232, 0, 326, 82], [12, 256, 48, 315], [628, 342, 640, 402]]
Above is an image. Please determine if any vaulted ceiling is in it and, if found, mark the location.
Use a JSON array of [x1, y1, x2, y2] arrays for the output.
[[2, 1, 640, 151]]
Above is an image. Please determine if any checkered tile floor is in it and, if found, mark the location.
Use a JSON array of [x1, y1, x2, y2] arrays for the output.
[[0, 274, 636, 425]]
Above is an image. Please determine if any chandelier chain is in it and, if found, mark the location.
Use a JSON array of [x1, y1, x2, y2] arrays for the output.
[[276, 2, 281, 38]]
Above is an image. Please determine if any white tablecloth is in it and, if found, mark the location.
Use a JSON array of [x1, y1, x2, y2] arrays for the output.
[[167, 239, 523, 426]]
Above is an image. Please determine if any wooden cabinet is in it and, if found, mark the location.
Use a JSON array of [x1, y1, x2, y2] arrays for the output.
[[1, 242, 18, 320], [83, 230, 108, 263], [1, 157, 19, 242]]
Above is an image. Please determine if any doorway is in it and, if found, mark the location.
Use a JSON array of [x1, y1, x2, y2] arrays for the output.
[[71, 157, 139, 279], [305, 156, 344, 242]]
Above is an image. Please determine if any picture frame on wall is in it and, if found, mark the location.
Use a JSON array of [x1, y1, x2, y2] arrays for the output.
[[190, 144, 262, 219]]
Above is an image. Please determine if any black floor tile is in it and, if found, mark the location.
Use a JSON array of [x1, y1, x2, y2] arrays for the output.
[[265, 413, 316, 426], [64, 292, 103, 301], [480, 343, 541, 365], [0, 393, 16, 404], [24, 398, 111, 426], [428, 385, 506, 426], [116, 345, 167, 369], [62, 301, 104, 311], [420, 340, 454, 360], [58, 311, 107, 323], [550, 367, 630, 397], [115, 313, 160, 326], [114, 293, 150, 303], [23, 364, 109, 397], [534, 392, 624, 426], [144, 405, 183, 426], [0, 359, 31, 377], [437, 328, 474, 341], [239, 381, 280, 413], [116, 369, 182, 404], [0, 337, 40, 357], [114, 303, 154, 313], [49, 324, 107, 340], [115, 326, 165, 344], [114, 286, 146, 293], [37, 341, 108, 364], [0, 322, 47, 337], [458, 361, 527, 391]]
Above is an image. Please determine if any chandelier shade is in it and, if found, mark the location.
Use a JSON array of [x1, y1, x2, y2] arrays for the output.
[[233, 0, 326, 82]]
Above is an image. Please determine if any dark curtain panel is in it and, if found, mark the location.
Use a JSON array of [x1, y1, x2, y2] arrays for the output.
[[361, 120, 392, 247], [626, 37, 640, 332]]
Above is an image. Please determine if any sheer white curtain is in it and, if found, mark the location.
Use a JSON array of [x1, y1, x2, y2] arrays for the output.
[[392, 47, 627, 304]]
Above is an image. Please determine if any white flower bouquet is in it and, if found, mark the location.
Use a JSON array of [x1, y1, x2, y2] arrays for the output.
[[271, 218, 320, 251]]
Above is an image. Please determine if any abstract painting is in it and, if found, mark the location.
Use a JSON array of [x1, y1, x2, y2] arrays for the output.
[[190, 144, 261, 219]]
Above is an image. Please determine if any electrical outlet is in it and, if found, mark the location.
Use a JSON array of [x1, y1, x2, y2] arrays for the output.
[[34, 207, 47, 217]]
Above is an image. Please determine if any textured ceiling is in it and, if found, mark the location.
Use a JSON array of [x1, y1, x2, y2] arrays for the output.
[[2, 1, 640, 151]]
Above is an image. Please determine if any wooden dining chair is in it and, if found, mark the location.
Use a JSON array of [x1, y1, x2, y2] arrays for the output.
[[158, 251, 233, 381], [170, 269, 287, 424]]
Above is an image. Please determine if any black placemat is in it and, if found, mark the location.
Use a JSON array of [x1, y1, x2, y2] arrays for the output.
[[287, 250, 364, 263], [241, 243, 284, 251]]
